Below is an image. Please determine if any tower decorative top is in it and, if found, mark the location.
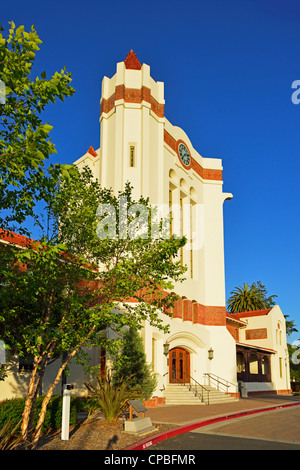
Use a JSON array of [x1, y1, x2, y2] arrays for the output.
[[124, 50, 142, 70], [87, 146, 97, 157]]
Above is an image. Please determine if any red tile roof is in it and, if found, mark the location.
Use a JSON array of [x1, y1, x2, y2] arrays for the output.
[[228, 308, 272, 319], [0, 230, 34, 248], [226, 313, 248, 325]]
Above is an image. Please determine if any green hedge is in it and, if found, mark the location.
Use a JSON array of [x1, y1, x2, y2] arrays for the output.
[[0, 395, 82, 434]]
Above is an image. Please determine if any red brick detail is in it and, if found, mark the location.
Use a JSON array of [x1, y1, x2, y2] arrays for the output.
[[163, 130, 223, 182], [87, 146, 97, 157], [124, 50, 142, 70], [203, 306, 227, 326], [192, 302, 203, 324], [183, 299, 193, 322], [191, 157, 222, 181], [149, 93, 164, 118], [170, 296, 226, 325], [143, 397, 165, 407], [101, 92, 116, 114], [246, 328, 268, 340], [164, 130, 176, 151], [101, 85, 164, 118], [173, 297, 183, 319], [226, 324, 240, 341]]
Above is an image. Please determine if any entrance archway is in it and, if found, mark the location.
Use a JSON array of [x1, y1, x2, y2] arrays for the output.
[[169, 348, 190, 383]]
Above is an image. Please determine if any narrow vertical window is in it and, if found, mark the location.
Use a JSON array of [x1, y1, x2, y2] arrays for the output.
[[190, 201, 194, 279], [169, 188, 173, 236], [152, 337, 156, 372], [180, 196, 183, 265], [130, 145, 135, 167], [279, 357, 283, 378]]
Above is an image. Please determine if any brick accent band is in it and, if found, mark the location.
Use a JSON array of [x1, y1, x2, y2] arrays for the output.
[[171, 297, 226, 326], [100, 90, 222, 182], [164, 130, 223, 181], [100, 85, 164, 118]]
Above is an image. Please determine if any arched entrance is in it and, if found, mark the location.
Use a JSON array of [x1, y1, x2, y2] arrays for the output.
[[169, 348, 190, 383]]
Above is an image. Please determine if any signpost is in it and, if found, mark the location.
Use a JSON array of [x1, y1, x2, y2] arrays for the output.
[[61, 384, 74, 440], [125, 399, 155, 435]]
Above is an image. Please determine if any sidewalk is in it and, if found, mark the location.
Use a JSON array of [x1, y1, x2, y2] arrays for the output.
[[125, 395, 300, 450], [146, 394, 300, 425]]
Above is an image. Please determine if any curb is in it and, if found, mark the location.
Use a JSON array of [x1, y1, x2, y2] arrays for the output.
[[123, 401, 300, 450]]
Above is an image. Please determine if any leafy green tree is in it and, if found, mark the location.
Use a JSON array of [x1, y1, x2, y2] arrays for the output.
[[284, 315, 298, 337], [227, 281, 277, 313], [0, 21, 75, 233], [113, 327, 157, 400], [0, 165, 186, 446]]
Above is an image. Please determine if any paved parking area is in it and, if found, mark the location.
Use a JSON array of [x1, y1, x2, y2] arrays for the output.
[[193, 404, 300, 445], [133, 395, 300, 450]]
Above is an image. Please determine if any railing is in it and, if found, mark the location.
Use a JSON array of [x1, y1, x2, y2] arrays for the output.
[[237, 371, 271, 383], [204, 373, 239, 396], [182, 372, 211, 405]]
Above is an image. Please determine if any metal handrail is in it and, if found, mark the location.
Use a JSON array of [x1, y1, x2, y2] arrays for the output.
[[182, 372, 211, 405], [204, 373, 238, 395]]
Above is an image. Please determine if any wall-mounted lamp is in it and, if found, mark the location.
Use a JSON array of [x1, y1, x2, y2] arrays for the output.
[[208, 347, 214, 360], [163, 342, 170, 356]]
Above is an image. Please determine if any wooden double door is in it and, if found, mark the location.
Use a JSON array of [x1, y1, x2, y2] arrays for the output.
[[169, 348, 190, 383]]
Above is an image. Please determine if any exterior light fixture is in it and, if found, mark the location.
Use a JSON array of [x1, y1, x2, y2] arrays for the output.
[[208, 347, 214, 360], [163, 342, 170, 356]]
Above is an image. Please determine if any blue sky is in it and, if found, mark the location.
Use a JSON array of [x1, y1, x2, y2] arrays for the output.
[[1, 0, 300, 342]]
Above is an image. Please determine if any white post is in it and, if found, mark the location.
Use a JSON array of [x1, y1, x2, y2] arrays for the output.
[[61, 384, 73, 440]]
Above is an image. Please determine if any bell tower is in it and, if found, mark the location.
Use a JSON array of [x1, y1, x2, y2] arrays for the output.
[[99, 50, 165, 202]]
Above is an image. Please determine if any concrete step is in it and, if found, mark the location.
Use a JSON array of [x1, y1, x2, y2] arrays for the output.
[[164, 384, 204, 405], [164, 383, 238, 405]]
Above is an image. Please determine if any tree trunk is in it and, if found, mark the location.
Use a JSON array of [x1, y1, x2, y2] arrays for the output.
[[21, 355, 45, 441], [31, 326, 96, 447], [31, 348, 78, 446]]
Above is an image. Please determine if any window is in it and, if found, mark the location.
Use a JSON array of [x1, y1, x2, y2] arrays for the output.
[[237, 352, 246, 373], [279, 357, 283, 378], [262, 356, 270, 375], [190, 200, 195, 278], [249, 353, 258, 374], [152, 337, 157, 372], [169, 188, 173, 236], [19, 355, 34, 372], [129, 145, 135, 167], [180, 196, 183, 265]]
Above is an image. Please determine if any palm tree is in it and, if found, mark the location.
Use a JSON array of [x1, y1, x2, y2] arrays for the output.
[[227, 281, 277, 313]]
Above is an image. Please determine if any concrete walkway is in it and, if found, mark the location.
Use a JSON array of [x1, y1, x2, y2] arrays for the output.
[[125, 395, 300, 450]]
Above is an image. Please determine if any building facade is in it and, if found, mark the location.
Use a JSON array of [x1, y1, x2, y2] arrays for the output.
[[73, 51, 290, 400], [0, 52, 291, 402]]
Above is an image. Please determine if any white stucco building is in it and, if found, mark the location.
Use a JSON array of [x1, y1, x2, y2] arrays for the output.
[[73, 51, 290, 402], [0, 51, 291, 402]]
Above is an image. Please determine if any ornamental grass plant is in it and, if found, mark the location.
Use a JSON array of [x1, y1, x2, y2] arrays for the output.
[[84, 371, 140, 423]]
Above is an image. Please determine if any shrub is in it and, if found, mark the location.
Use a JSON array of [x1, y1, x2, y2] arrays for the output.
[[113, 327, 157, 400], [0, 395, 81, 434]]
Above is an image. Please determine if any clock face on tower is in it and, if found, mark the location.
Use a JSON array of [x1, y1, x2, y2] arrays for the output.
[[178, 143, 191, 167]]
